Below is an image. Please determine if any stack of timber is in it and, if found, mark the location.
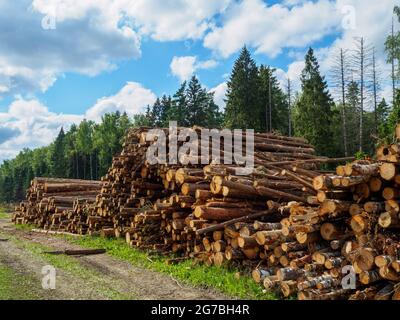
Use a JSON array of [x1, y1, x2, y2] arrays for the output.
[[84, 127, 352, 267], [244, 125, 400, 300], [12, 178, 102, 234]]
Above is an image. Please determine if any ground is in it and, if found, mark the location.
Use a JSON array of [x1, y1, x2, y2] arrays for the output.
[[0, 208, 270, 300], [0, 210, 228, 300]]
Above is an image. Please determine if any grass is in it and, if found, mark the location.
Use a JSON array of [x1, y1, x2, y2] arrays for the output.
[[9, 237, 134, 300], [0, 264, 41, 300], [66, 235, 275, 300], [5, 208, 275, 299], [0, 208, 10, 219]]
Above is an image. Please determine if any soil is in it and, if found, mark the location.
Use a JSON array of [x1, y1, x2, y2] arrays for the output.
[[0, 212, 228, 300]]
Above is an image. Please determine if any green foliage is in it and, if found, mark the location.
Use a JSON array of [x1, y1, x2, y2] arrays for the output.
[[376, 98, 391, 140], [293, 48, 335, 156], [0, 111, 133, 202], [354, 151, 369, 160], [143, 76, 223, 128], [224, 47, 289, 133], [0, 75, 223, 202], [68, 235, 273, 299], [387, 89, 400, 134], [0, 264, 40, 300], [258, 65, 289, 134], [224, 46, 262, 130], [385, 6, 400, 79]]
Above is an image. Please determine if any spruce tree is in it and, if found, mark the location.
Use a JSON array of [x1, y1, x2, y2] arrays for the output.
[[259, 65, 289, 134], [160, 95, 172, 126], [50, 127, 66, 177], [388, 89, 400, 133], [293, 48, 334, 156], [225, 46, 261, 130], [185, 76, 211, 127], [377, 98, 391, 140], [169, 82, 188, 126], [345, 81, 361, 155]]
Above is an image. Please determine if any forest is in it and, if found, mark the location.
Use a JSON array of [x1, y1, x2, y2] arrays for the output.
[[1, 6, 400, 203]]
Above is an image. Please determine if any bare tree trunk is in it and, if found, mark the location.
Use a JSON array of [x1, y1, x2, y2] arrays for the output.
[[392, 18, 396, 104], [90, 153, 93, 180], [372, 48, 378, 136], [75, 152, 79, 179], [269, 75, 272, 133], [340, 49, 348, 156], [359, 37, 364, 153], [287, 78, 292, 137]]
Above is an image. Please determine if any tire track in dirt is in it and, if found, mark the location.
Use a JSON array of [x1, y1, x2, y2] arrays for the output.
[[0, 214, 228, 300]]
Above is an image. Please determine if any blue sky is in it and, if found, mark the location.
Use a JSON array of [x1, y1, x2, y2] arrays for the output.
[[0, 0, 397, 162]]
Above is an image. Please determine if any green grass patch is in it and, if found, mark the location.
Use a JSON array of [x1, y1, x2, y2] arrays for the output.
[[66, 235, 275, 300], [0, 264, 41, 300], [0, 207, 10, 219], [14, 224, 35, 231], [9, 237, 134, 300]]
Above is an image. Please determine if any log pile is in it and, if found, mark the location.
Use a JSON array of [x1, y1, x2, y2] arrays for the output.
[[85, 127, 330, 249], [243, 138, 400, 299], [84, 125, 400, 300], [12, 178, 101, 234], [18, 124, 400, 300]]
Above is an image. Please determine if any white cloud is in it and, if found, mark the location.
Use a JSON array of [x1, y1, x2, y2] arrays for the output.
[[0, 98, 83, 162], [0, 1, 233, 98], [204, 0, 341, 58], [121, 0, 232, 41], [170, 56, 218, 82], [209, 82, 227, 110], [0, 0, 141, 97], [0, 82, 156, 162], [32, 0, 232, 41], [85, 82, 157, 122]]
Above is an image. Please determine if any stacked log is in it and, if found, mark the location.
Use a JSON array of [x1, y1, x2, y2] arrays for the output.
[[12, 178, 101, 234], [20, 125, 400, 299], [85, 127, 331, 253], [246, 155, 400, 300]]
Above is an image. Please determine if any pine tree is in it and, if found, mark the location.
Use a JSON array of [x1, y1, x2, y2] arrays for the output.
[[169, 82, 188, 126], [225, 46, 261, 130], [293, 48, 334, 156], [385, 7, 400, 103], [376, 98, 391, 139], [259, 65, 289, 134], [160, 95, 172, 126], [388, 89, 400, 134], [186, 76, 209, 126], [151, 98, 163, 126], [50, 127, 66, 177], [345, 81, 361, 155]]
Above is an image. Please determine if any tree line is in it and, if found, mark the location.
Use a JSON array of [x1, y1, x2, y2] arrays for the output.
[[1, 5, 400, 202]]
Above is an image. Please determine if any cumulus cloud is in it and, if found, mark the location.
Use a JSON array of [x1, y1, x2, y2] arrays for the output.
[[209, 82, 227, 110], [0, 82, 156, 162], [0, 98, 83, 161], [120, 0, 232, 41], [85, 82, 157, 122], [0, 0, 141, 97], [204, 0, 341, 58], [0, 126, 21, 144], [170, 56, 218, 81], [0, 1, 233, 98]]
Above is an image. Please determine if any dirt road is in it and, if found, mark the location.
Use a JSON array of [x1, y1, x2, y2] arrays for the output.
[[0, 212, 228, 300]]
